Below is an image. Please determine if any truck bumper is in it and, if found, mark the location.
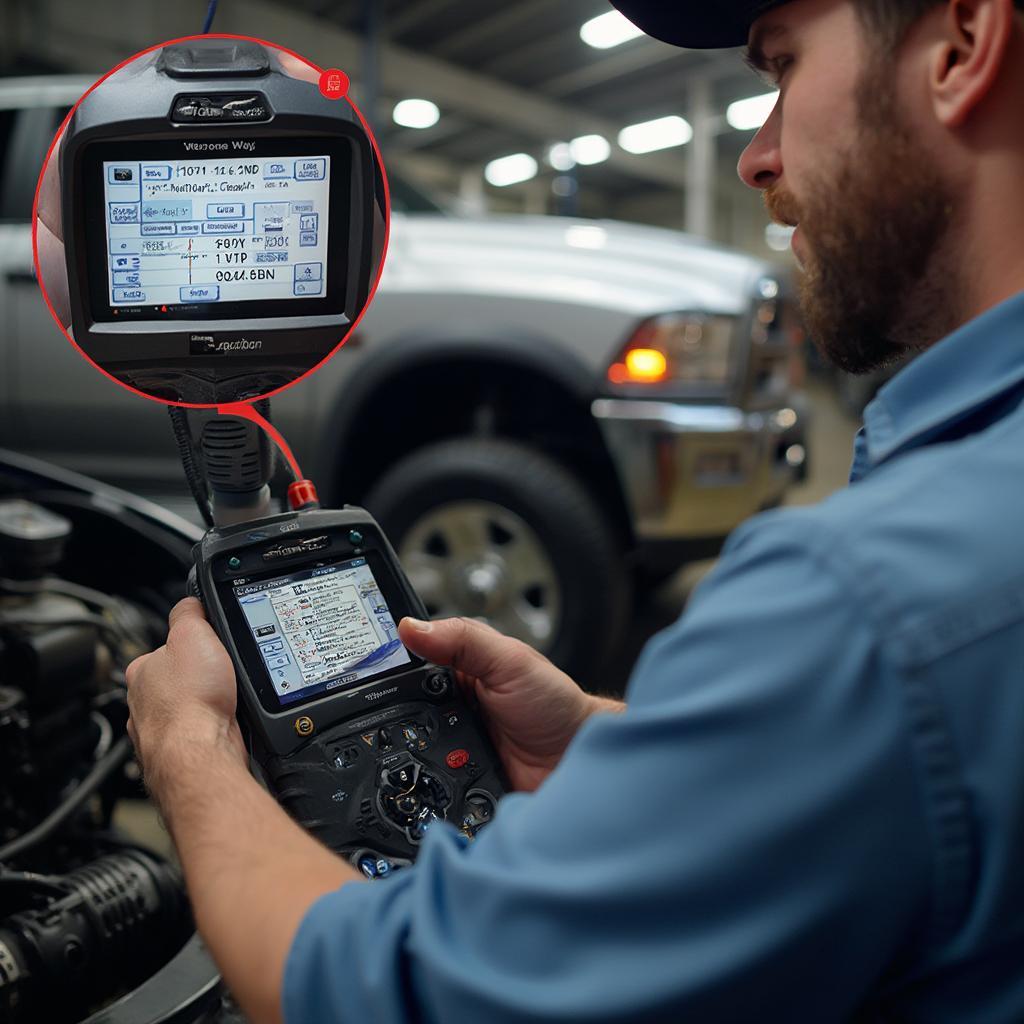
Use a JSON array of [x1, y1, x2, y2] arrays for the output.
[[591, 398, 806, 543]]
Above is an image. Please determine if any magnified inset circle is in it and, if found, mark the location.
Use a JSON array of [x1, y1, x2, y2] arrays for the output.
[[33, 33, 389, 408]]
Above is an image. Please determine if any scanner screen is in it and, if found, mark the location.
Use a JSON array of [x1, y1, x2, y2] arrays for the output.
[[233, 556, 411, 707], [102, 155, 331, 309]]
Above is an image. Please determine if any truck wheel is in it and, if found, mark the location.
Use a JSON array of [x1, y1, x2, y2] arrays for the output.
[[363, 438, 629, 685]]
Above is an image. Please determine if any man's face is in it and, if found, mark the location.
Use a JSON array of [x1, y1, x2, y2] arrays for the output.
[[738, 0, 955, 374]]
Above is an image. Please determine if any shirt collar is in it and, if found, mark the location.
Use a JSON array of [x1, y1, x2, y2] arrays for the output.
[[857, 289, 1024, 476]]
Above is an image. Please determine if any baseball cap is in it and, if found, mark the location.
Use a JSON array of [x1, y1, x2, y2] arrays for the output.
[[608, 2, 790, 49]]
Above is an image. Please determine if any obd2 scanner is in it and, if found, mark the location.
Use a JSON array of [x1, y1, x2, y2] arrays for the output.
[[192, 510, 506, 877], [60, 38, 377, 404]]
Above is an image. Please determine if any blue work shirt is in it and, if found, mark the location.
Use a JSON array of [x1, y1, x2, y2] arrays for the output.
[[284, 291, 1024, 1023]]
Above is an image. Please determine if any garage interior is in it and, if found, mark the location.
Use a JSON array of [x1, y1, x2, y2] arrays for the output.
[[0, 6, 899, 1014]]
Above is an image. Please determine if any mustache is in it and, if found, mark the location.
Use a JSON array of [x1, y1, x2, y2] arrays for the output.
[[764, 184, 801, 228]]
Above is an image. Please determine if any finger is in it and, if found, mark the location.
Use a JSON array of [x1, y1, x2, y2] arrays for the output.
[[124, 650, 152, 688], [36, 125, 65, 241], [398, 616, 528, 681], [166, 597, 230, 663], [277, 53, 320, 85], [168, 596, 206, 630], [36, 217, 71, 329]]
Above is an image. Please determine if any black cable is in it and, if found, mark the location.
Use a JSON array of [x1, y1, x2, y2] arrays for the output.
[[168, 406, 214, 528], [0, 871, 66, 898], [201, 0, 219, 33], [0, 735, 133, 865], [0, 612, 130, 654]]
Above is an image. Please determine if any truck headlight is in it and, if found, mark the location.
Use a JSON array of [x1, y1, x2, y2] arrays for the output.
[[607, 314, 737, 388]]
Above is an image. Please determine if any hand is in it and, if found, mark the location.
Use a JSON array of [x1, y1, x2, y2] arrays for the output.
[[125, 598, 246, 799], [398, 617, 617, 791]]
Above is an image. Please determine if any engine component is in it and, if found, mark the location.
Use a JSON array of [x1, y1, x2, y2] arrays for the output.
[[0, 851, 190, 1023], [0, 501, 71, 581]]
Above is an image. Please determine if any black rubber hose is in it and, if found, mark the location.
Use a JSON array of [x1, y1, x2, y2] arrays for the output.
[[0, 735, 133, 865], [168, 406, 214, 528]]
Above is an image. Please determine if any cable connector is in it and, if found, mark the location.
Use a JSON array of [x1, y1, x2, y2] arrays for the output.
[[288, 480, 320, 511]]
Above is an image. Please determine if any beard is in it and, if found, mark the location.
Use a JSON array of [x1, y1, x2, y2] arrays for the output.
[[765, 79, 959, 375]]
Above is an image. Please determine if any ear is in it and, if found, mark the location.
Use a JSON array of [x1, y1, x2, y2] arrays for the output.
[[930, 0, 1016, 127]]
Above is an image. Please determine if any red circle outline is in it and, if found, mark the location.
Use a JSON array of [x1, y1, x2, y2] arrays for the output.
[[31, 32, 392, 411]]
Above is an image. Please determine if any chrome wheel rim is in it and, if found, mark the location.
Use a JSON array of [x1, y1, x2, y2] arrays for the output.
[[398, 500, 562, 652]]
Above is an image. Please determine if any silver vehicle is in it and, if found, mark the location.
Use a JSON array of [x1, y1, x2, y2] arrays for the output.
[[0, 76, 806, 681]]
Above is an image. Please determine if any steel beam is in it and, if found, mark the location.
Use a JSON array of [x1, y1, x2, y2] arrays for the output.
[[19, 0, 690, 189]]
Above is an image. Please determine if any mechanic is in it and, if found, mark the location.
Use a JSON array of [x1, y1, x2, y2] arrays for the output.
[[124, 1, 1024, 1021]]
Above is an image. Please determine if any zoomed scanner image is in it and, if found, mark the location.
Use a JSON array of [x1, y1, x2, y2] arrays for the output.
[[39, 35, 384, 405]]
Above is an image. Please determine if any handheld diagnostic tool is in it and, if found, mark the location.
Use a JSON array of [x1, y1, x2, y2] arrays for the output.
[[191, 507, 506, 876], [60, 38, 377, 403]]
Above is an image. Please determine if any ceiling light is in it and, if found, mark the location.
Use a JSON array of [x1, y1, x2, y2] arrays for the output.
[[484, 153, 539, 187], [569, 134, 611, 166], [580, 10, 644, 49], [726, 92, 779, 131], [618, 115, 692, 155], [392, 98, 440, 129], [547, 142, 575, 171]]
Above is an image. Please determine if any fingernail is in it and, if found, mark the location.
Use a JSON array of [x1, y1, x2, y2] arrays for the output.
[[403, 617, 432, 632]]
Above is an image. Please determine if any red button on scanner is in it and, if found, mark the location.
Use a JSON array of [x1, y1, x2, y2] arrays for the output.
[[446, 749, 470, 770]]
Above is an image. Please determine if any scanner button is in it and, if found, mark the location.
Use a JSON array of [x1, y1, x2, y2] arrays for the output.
[[294, 158, 326, 180], [423, 673, 450, 698], [445, 749, 469, 770], [180, 285, 220, 303]]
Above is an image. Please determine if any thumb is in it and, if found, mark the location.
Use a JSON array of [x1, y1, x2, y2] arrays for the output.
[[165, 597, 223, 655], [168, 596, 207, 629], [399, 616, 525, 681]]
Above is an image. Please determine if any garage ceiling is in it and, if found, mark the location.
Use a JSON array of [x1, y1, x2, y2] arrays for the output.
[[289, 0, 771, 192], [3, 0, 776, 219]]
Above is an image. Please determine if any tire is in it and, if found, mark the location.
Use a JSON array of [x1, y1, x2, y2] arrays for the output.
[[363, 438, 630, 686]]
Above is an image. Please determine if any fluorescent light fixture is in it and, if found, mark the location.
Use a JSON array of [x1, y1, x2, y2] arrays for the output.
[[484, 153, 539, 187], [618, 115, 692, 154], [547, 142, 575, 171], [726, 92, 779, 131], [580, 10, 644, 49], [392, 98, 440, 129], [569, 134, 611, 166]]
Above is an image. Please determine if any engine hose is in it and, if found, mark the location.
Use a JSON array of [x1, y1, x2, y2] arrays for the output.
[[168, 406, 214, 528], [0, 735, 133, 866]]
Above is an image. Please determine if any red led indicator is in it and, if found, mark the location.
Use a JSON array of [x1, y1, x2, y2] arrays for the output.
[[445, 749, 470, 770]]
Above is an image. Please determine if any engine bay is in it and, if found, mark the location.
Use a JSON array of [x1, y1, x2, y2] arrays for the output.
[[0, 451, 238, 1024]]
